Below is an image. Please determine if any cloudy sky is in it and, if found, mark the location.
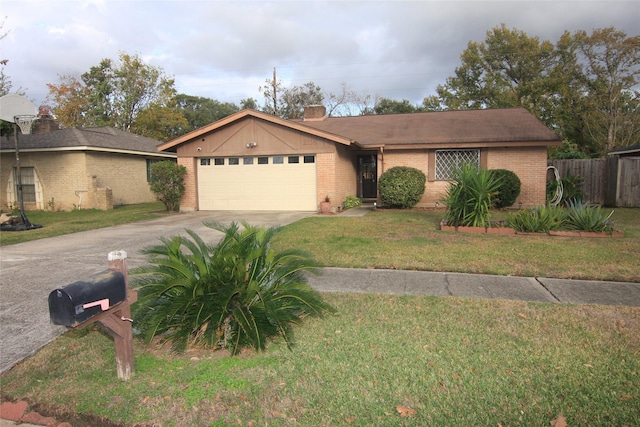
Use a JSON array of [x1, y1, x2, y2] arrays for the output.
[[2, 0, 638, 111]]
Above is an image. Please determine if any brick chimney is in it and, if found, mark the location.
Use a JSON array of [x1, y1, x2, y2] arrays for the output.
[[32, 115, 61, 134], [303, 105, 326, 121]]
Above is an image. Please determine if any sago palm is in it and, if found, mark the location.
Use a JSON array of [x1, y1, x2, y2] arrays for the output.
[[131, 222, 335, 355]]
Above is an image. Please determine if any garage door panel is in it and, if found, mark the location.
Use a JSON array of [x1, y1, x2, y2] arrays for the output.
[[198, 156, 316, 211]]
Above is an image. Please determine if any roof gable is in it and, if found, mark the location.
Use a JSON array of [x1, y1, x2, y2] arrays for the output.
[[158, 109, 353, 152]]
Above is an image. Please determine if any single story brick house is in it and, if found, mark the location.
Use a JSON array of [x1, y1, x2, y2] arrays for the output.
[[0, 127, 175, 211], [158, 106, 561, 212]]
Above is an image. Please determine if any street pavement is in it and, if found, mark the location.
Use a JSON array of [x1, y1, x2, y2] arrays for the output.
[[1, 206, 640, 377]]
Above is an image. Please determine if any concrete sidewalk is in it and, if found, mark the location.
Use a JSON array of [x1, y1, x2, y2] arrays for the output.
[[306, 268, 640, 307]]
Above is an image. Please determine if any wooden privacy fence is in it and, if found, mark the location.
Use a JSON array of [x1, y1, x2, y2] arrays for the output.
[[549, 158, 640, 207]]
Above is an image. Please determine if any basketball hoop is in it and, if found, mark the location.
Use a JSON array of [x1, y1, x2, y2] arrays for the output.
[[14, 115, 38, 135]]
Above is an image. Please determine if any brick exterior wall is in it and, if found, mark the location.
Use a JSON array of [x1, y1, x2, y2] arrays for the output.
[[315, 152, 335, 209], [0, 151, 157, 211], [380, 146, 548, 208], [178, 156, 198, 212], [86, 152, 156, 206], [486, 146, 548, 207]]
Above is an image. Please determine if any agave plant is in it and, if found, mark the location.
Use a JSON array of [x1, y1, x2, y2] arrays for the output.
[[507, 205, 567, 232], [564, 200, 614, 233], [131, 222, 335, 355]]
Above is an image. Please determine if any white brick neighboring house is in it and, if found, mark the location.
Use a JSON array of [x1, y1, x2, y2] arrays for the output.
[[0, 127, 175, 211], [158, 107, 562, 212]]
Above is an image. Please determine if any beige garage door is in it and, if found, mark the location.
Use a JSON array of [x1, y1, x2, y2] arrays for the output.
[[197, 155, 317, 210]]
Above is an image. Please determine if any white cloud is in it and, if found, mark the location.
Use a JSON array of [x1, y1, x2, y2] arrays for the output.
[[2, 0, 638, 108]]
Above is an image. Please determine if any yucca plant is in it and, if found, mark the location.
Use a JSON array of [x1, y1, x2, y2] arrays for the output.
[[507, 205, 567, 232], [442, 163, 501, 227], [131, 222, 335, 355], [564, 200, 614, 233]]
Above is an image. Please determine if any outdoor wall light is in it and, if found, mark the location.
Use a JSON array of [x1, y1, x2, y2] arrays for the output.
[[246, 142, 258, 148]]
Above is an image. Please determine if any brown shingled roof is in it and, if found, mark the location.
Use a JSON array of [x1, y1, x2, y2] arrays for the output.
[[298, 107, 561, 148], [0, 127, 171, 156]]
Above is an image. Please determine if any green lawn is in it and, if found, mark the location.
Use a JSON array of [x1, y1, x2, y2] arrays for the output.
[[0, 202, 167, 246], [1, 294, 638, 426], [1, 206, 639, 426], [273, 208, 640, 283]]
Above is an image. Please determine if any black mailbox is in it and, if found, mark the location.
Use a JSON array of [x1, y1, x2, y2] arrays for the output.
[[48, 270, 127, 327]]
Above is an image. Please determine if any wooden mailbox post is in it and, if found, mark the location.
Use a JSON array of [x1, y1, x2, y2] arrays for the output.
[[48, 250, 137, 380]]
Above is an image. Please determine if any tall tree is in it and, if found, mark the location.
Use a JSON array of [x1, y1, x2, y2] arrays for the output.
[[261, 75, 324, 119], [437, 24, 556, 117], [435, 24, 640, 157], [574, 27, 640, 152], [240, 97, 259, 110], [278, 81, 324, 119], [172, 94, 239, 132], [371, 97, 423, 115], [47, 52, 177, 132], [325, 82, 373, 116], [131, 103, 189, 141], [45, 74, 89, 128]]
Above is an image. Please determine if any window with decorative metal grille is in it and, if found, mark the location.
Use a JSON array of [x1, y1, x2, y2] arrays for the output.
[[14, 167, 36, 203], [435, 149, 480, 180]]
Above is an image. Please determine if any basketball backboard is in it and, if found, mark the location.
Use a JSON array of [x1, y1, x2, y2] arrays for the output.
[[0, 94, 38, 123]]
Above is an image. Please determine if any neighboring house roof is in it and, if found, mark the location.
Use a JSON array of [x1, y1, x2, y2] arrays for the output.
[[158, 107, 561, 152], [297, 107, 562, 149], [608, 144, 640, 156], [0, 127, 174, 158]]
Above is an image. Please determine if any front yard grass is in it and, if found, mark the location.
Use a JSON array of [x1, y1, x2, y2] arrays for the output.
[[2, 294, 638, 426], [1, 207, 639, 426], [272, 208, 640, 283]]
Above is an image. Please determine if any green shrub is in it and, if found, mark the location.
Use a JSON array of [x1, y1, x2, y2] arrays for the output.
[[149, 161, 187, 212], [132, 222, 335, 355], [342, 195, 362, 210], [547, 172, 584, 206], [507, 205, 566, 232], [442, 164, 501, 227], [378, 166, 426, 209], [564, 200, 614, 233], [491, 169, 521, 208]]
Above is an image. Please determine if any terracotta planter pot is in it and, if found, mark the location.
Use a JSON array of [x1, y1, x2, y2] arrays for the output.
[[320, 201, 331, 214]]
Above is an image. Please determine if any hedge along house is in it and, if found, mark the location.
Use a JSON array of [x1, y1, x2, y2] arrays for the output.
[[158, 106, 561, 212], [0, 126, 175, 211]]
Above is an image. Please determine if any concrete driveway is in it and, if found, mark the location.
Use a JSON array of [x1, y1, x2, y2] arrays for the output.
[[0, 210, 313, 373]]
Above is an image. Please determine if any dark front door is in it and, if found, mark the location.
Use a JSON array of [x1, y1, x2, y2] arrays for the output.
[[358, 154, 377, 198]]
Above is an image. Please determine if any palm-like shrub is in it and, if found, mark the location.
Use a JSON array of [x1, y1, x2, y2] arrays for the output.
[[131, 222, 335, 355], [378, 166, 426, 208], [442, 164, 501, 227]]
